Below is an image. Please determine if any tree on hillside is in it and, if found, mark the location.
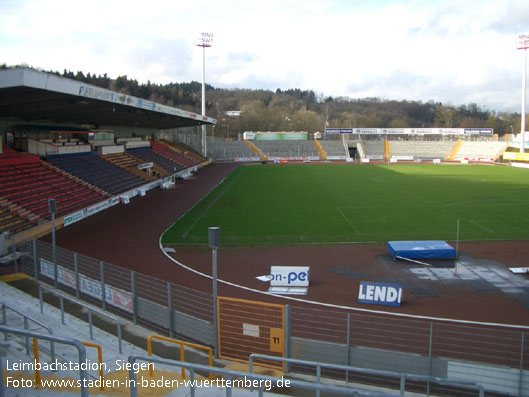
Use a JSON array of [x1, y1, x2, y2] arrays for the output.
[[291, 110, 321, 133], [388, 119, 410, 128], [434, 105, 459, 128]]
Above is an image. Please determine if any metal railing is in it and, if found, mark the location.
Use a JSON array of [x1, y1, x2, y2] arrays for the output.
[[1, 303, 56, 363], [147, 334, 214, 380], [81, 342, 105, 391], [28, 339, 104, 391], [249, 354, 485, 397], [38, 285, 122, 353], [127, 355, 394, 397], [0, 326, 89, 397]]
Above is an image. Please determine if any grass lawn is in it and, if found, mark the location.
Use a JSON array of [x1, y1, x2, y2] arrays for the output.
[[161, 164, 529, 245]]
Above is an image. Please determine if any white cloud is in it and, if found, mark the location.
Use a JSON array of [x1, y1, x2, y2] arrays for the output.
[[0, 0, 527, 111]]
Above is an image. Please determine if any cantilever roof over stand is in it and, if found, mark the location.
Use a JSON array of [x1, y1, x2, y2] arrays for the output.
[[0, 68, 216, 130]]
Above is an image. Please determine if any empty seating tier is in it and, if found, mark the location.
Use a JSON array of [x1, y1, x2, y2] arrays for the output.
[[157, 139, 205, 164], [127, 147, 184, 173], [454, 141, 507, 161], [48, 153, 147, 195], [206, 138, 255, 160], [363, 140, 385, 158], [319, 141, 348, 157], [0, 156, 106, 222], [388, 140, 456, 160], [254, 140, 319, 158], [104, 152, 159, 182], [0, 204, 37, 234], [104, 152, 144, 169], [152, 142, 201, 168]]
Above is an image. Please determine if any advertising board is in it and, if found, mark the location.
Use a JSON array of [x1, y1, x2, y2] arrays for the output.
[[325, 128, 353, 134], [504, 152, 529, 161], [137, 162, 153, 170], [270, 266, 309, 287], [327, 128, 494, 135], [243, 131, 255, 140], [39, 259, 133, 312], [63, 211, 84, 227], [358, 281, 403, 307]]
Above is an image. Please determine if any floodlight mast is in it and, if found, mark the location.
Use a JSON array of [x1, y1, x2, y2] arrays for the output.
[[195, 32, 213, 156], [518, 34, 529, 153]]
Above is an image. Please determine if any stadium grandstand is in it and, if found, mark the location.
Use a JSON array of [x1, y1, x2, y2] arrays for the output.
[[1, 67, 529, 396], [0, 67, 213, 243], [203, 128, 510, 163]]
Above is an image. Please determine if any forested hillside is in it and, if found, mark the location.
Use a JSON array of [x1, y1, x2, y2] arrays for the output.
[[5, 65, 522, 138]]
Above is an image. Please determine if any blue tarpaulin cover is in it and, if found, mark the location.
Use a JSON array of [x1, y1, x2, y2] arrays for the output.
[[387, 240, 456, 260]]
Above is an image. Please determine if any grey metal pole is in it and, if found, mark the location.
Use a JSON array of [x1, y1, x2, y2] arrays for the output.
[[316, 365, 321, 397], [24, 317, 30, 355], [88, 311, 93, 340], [33, 239, 38, 280], [2, 306, 6, 341], [100, 261, 105, 310], [131, 271, 137, 324], [201, 43, 207, 157], [52, 212, 57, 288], [400, 375, 406, 396], [168, 282, 174, 338], [60, 296, 65, 325], [208, 226, 220, 358], [190, 369, 197, 397], [520, 37, 528, 153], [284, 304, 291, 373], [346, 312, 351, 383], [12, 240, 17, 274], [117, 320, 123, 354], [39, 288, 44, 314], [195, 33, 212, 156], [74, 253, 79, 298], [518, 332, 525, 397], [427, 322, 434, 397], [212, 247, 218, 358]]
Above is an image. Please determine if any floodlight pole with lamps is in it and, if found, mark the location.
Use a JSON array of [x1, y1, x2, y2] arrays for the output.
[[195, 32, 213, 157], [518, 34, 529, 153]]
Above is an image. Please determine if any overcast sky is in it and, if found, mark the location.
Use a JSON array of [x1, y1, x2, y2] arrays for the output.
[[1, 0, 528, 112]]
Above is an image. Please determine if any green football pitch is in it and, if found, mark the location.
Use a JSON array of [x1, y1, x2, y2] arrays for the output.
[[161, 164, 529, 245]]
